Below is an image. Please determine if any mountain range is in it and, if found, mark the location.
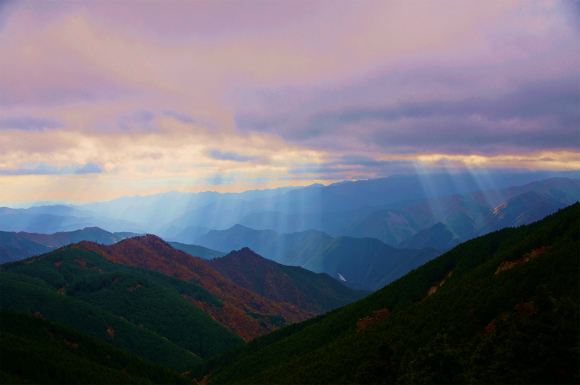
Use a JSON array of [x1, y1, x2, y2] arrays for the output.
[[0, 202, 577, 383], [0, 173, 578, 384], [0, 234, 366, 343], [2, 176, 578, 292], [2, 173, 577, 242], [192, 203, 579, 384]]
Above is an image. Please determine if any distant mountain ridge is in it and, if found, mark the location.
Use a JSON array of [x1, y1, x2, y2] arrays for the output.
[[343, 177, 580, 247], [0, 227, 140, 263], [168, 242, 226, 260], [2, 172, 576, 239], [0, 205, 146, 234]]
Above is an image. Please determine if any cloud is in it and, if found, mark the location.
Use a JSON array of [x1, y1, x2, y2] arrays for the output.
[[0, 0, 578, 204], [208, 150, 259, 162], [117, 110, 157, 132], [0, 162, 103, 176], [161, 110, 197, 124], [236, 71, 579, 156], [0, 116, 65, 131], [73, 162, 103, 174]]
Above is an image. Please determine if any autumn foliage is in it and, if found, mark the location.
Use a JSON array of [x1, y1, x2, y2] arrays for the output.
[[495, 246, 549, 274], [356, 308, 391, 332], [72, 235, 313, 340]]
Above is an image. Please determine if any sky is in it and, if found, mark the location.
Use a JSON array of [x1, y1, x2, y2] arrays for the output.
[[0, 0, 579, 205]]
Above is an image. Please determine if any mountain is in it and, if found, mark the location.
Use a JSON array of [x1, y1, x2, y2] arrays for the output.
[[195, 226, 440, 290], [204, 247, 370, 314], [188, 178, 580, 249], [396, 222, 460, 250], [169, 242, 226, 259], [477, 189, 571, 234], [63, 172, 578, 236], [72, 235, 315, 340], [0, 206, 145, 234], [0, 211, 94, 233], [192, 202, 579, 384], [302, 236, 441, 291], [0, 227, 140, 263], [0, 309, 193, 384], [0, 244, 244, 372], [2, 174, 577, 240], [161, 225, 211, 244], [82, 186, 303, 234], [0, 231, 51, 263], [195, 224, 280, 254], [343, 177, 580, 246]]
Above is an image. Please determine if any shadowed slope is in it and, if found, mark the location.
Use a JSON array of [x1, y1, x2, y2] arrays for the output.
[[205, 248, 370, 314]]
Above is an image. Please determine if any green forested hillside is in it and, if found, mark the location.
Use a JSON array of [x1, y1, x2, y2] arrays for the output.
[[193, 203, 579, 384], [0, 246, 243, 372], [0, 309, 192, 384]]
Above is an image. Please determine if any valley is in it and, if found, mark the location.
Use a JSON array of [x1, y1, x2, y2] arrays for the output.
[[0, 175, 578, 384]]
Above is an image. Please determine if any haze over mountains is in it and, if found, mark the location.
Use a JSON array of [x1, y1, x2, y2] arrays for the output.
[[1, 173, 578, 240], [1, 174, 578, 290]]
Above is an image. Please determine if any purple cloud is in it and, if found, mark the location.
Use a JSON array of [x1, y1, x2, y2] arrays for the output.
[[286, 156, 417, 180], [117, 110, 157, 132], [235, 75, 580, 155], [0, 116, 65, 131], [161, 110, 198, 124]]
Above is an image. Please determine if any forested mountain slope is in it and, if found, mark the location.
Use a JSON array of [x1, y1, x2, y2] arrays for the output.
[[193, 203, 579, 384], [204, 247, 370, 314], [0, 245, 244, 372], [70, 235, 315, 340], [0, 309, 192, 384]]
